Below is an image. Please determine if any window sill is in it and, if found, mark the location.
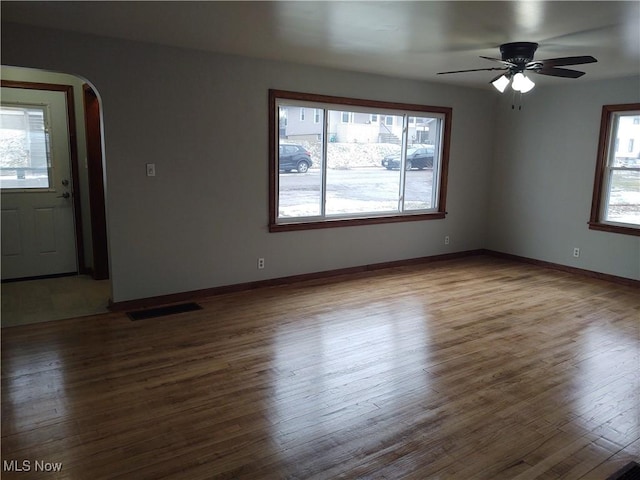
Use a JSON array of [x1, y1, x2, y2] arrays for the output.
[[270, 212, 446, 232], [588, 221, 640, 236]]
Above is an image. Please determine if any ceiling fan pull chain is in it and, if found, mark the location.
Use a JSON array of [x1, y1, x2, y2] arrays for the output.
[[511, 91, 525, 111]]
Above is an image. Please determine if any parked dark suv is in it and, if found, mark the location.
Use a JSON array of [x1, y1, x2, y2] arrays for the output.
[[279, 144, 313, 173], [381, 146, 434, 170]]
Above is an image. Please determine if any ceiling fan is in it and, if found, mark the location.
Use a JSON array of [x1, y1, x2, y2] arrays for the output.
[[438, 42, 597, 93]]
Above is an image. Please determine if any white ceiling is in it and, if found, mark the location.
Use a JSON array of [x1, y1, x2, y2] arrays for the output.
[[2, 1, 639, 90]]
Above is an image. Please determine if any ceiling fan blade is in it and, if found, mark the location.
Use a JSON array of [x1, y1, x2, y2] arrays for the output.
[[535, 56, 597, 67], [437, 67, 506, 75], [479, 56, 517, 67], [533, 67, 586, 78]]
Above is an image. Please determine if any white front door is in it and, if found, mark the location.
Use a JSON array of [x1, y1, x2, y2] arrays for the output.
[[1, 86, 77, 280]]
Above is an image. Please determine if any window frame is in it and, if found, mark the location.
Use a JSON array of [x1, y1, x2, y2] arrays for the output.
[[589, 103, 640, 236], [268, 89, 452, 232]]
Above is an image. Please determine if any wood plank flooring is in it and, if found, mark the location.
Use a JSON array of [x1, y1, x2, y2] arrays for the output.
[[1, 256, 638, 479]]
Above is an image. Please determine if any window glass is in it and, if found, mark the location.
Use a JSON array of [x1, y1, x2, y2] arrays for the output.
[[606, 170, 640, 224], [277, 105, 323, 218], [325, 112, 401, 216], [404, 116, 441, 211], [604, 112, 640, 226], [0, 104, 51, 189], [341, 111, 353, 123]]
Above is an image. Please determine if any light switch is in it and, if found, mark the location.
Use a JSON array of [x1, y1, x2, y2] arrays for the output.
[[146, 163, 156, 177]]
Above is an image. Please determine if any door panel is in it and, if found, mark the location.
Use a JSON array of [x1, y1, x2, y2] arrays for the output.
[[1, 209, 21, 255], [35, 207, 57, 253], [1, 87, 77, 280]]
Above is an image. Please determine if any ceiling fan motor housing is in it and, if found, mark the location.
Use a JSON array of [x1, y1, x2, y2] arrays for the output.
[[500, 42, 538, 66]]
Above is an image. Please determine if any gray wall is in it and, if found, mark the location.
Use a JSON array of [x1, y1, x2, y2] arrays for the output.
[[3, 23, 638, 303], [2, 23, 496, 302], [488, 76, 640, 280]]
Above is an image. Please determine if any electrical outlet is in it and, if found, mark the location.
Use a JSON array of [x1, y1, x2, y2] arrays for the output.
[[257, 257, 265, 269], [445, 235, 450, 245], [573, 247, 580, 258], [146, 163, 156, 177]]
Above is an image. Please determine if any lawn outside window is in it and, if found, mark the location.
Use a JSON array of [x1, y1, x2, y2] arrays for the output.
[[589, 103, 640, 236], [269, 90, 451, 232]]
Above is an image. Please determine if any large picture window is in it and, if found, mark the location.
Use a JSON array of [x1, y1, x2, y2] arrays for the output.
[[590, 104, 640, 236], [269, 90, 451, 231]]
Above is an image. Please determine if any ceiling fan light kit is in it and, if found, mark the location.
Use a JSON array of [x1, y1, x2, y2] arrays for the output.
[[511, 72, 536, 93], [491, 74, 511, 93], [490, 71, 535, 93], [438, 41, 597, 95]]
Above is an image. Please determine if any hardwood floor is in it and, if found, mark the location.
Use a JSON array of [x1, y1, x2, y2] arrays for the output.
[[1, 256, 638, 479]]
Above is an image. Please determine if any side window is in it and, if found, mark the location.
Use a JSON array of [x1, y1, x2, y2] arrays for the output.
[[589, 103, 640, 235]]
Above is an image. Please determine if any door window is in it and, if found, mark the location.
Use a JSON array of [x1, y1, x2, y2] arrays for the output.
[[0, 104, 52, 190]]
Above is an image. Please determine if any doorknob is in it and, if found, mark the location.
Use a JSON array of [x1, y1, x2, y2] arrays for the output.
[[57, 192, 71, 199]]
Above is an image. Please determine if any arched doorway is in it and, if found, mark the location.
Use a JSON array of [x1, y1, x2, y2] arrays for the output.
[[1, 66, 110, 326]]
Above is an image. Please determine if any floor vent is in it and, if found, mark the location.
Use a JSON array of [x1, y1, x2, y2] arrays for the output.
[[127, 302, 202, 321]]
